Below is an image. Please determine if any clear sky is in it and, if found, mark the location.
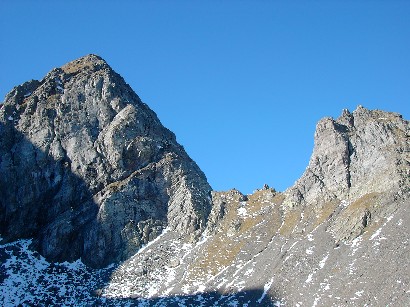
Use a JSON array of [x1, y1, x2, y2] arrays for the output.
[[1, 1, 409, 194]]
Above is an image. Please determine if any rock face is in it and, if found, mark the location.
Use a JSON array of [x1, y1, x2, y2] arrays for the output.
[[284, 106, 409, 243], [0, 55, 212, 268], [285, 107, 409, 206]]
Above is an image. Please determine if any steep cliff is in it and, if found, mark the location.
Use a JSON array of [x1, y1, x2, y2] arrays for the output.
[[284, 106, 409, 243], [285, 106, 408, 205], [0, 55, 212, 268]]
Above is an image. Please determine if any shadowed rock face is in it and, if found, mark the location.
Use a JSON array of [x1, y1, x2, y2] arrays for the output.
[[0, 54, 212, 268]]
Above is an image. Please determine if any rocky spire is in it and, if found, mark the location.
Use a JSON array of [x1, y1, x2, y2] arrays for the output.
[[0, 55, 212, 268], [284, 106, 409, 207]]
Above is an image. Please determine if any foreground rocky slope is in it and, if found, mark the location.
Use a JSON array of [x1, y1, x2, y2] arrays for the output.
[[0, 55, 409, 306], [99, 107, 409, 306], [0, 55, 211, 268]]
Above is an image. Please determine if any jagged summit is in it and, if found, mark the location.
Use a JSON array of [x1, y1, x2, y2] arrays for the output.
[[285, 105, 408, 202], [39, 54, 111, 78], [61, 54, 108, 74], [4, 54, 112, 103]]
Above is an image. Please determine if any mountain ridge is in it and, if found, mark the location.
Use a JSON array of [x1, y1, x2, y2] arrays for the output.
[[1, 55, 409, 306]]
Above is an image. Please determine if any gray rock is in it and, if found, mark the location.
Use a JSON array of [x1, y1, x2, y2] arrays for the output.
[[0, 54, 212, 268], [284, 106, 409, 206]]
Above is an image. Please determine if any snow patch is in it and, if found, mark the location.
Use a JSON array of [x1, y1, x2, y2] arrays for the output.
[[197, 284, 206, 293], [257, 277, 274, 304], [348, 260, 357, 275], [237, 207, 248, 217], [60, 259, 87, 271], [370, 228, 382, 240], [0, 239, 113, 305], [340, 200, 349, 208], [305, 246, 314, 255], [312, 296, 320, 307], [319, 254, 329, 269], [371, 214, 394, 242], [351, 236, 362, 248], [289, 241, 299, 251], [244, 268, 254, 277], [350, 236, 362, 256]]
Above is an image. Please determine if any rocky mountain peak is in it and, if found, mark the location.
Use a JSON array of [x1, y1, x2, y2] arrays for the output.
[[61, 54, 109, 75], [0, 55, 212, 268], [285, 106, 409, 208]]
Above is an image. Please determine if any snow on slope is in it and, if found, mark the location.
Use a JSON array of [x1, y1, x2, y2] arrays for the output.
[[1, 189, 409, 306], [0, 239, 112, 306]]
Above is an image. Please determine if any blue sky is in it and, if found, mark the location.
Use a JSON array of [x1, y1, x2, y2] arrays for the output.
[[1, 1, 409, 194]]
